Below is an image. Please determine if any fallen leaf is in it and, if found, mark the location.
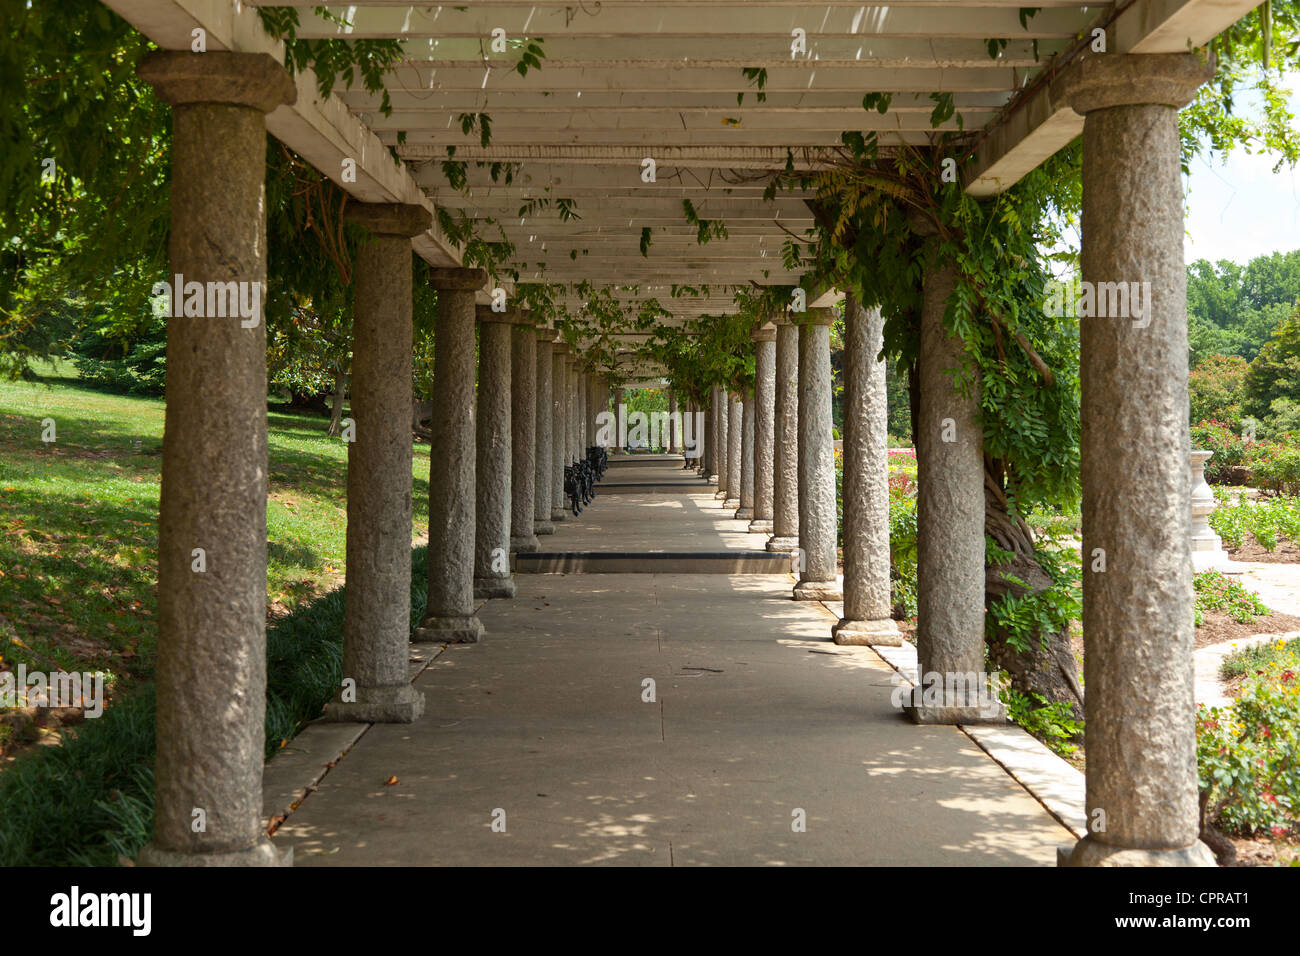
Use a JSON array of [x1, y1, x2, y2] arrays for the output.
[[384, 775, 399, 786]]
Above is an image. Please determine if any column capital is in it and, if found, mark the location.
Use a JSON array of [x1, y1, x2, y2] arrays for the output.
[[475, 304, 529, 325], [751, 322, 777, 343], [344, 202, 432, 238], [429, 266, 486, 291], [793, 307, 835, 327], [1065, 52, 1213, 114], [138, 51, 296, 113], [535, 324, 557, 342]]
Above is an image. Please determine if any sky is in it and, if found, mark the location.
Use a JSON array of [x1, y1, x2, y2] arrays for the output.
[[1183, 71, 1300, 266]]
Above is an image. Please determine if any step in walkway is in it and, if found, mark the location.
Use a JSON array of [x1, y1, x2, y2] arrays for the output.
[[269, 457, 1072, 865]]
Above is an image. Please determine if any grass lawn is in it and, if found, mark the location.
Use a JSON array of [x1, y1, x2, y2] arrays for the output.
[[0, 361, 431, 744]]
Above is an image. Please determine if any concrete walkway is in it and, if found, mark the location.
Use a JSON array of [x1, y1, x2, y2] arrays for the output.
[[271, 458, 1071, 865]]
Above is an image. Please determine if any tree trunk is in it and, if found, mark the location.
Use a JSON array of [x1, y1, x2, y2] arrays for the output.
[[326, 369, 346, 438], [983, 462, 1084, 725]]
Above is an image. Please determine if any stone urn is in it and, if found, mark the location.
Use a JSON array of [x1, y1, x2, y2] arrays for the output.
[[1190, 449, 1233, 572]]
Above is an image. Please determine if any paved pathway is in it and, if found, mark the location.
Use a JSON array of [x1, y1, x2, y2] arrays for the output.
[[271, 457, 1071, 865]]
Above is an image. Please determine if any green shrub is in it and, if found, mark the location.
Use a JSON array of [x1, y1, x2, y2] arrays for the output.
[[1210, 494, 1300, 552], [1253, 447, 1300, 497], [1001, 681, 1085, 757], [0, 547, 431, 866], [1197, 646, 1300, 838], [1193, 570, 1270, 626], [1191, 420, 1252, 484], [889, 483, 918, 619]]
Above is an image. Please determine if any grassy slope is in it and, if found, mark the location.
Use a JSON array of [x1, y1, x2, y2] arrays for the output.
[[0, 361, 430, 696]]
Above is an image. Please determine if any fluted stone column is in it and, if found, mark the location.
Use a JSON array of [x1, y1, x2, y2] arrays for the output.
[[323, 204, 430, 724], [1060, 53, 1216, 868], [833, 294, 901, 646], [905, 226, 997, 722], [534, 329, 555, 535], [474, 306, 516, 599], [768, 315, 800, 552], [510, 316, 540, 553], [414, 268, 486, 644], [794, 308, 840, 600], [135, 51, 294, 867], [549, 343, 567, 521], [737, 390, 755, 520], [751, 325, 776, 534]]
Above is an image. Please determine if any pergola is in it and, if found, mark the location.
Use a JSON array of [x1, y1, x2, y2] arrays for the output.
[[97, 0, 1259, 867]]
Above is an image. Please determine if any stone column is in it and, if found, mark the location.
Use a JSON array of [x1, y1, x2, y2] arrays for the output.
[[833, 294, 901, 646], [736, 390, 755, 520], [582, 369, 592, 455], [534, 329, 555, 536], [550, 342, 568, 522], [707, 386, 721, 483], [751, 325, 776, 533], [715, 388, 730, 499], [768, 315, 800, 552], [905, 224, 997, 722], [323, 204, 430, 723], [569, 360, 581, 464], [611, 385, 624, 452], [794, 308, 841, 599], [414, 268, 486, 643], [474, 306, 516, 599], [724, 392, 743, 509], [510, 316, 539, 553], [1060, 53, 1215, 868], [668, 390, 679, 453], [135, 50, 294, 867]]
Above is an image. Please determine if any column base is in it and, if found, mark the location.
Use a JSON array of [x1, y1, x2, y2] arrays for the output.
[[832, 617, 903, 646], [793, 580, 842, 601], [901, 688, 1006, 725], [748, 518, 773, 534], [322, 683, 425, 723], [474, 577, 516, 600], [723, 497, 740, 510], [714, 489, 727, 499], [535, 520, 556, 535], [766, 535, 800, 553], [735, 507, 754, 520], [550, 509, 568, 522], [1057, 835, 1217, 868], [510, 535, 540, 553], [137, 836, 292, 867], [412, 614, 484, 644]]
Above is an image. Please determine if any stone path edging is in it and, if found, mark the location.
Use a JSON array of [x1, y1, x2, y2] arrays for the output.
[[261, 633, 451, 831], [819, 598, 1088, 839]]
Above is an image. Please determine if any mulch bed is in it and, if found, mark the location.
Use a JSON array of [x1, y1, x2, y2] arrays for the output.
[[1228, 535, 1300, 563], [1195, 608, 1300, 649]]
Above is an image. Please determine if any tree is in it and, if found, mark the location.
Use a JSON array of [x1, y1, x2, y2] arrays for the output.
[[1189, 353, 1249, 426], [1244, 301, 1300, 422]]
